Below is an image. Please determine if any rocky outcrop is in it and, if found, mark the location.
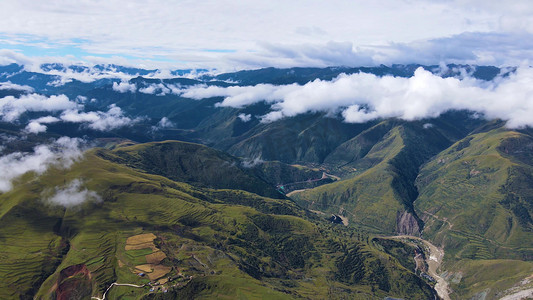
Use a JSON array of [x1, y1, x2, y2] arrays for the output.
[[396, 211, 420, 236]]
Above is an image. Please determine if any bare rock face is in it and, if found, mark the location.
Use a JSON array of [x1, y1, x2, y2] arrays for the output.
[[396, 211, 420, 236], [55, 264, 92, 300]]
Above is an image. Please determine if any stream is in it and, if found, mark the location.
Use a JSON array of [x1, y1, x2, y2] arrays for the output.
[[386, 235, 450, 300]]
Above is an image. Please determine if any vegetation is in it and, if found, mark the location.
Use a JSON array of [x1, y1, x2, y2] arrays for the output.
[[1, 64, 532, 299], [0, 143, 434, 299]]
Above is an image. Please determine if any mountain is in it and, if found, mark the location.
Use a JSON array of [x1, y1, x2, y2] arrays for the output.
[[0, 141, 435, 299], [413, 128, 533, 298], [1, 62, 533, 299]]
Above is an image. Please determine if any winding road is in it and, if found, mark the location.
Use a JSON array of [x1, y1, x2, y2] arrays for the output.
[[91, 282, 146, 300]]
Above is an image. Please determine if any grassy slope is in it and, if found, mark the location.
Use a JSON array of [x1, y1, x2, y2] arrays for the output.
[[292, 120, 454, 235], [225, 114, 372, 164], [0, 146, 434, 299], [103, 140, 284, 199], [292, 125, 406, 233], [414, 128, 533, 299]]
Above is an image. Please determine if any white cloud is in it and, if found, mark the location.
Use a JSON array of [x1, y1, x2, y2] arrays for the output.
[[25, 121, 47, 134], [229, 41, 376, 69], [157, 117, 173, 128], [151, 116, 174, 132], [112, 81, 137, 93], [34, 116, 60, 124], [24, 116, 61, 134], [375, 32, 533, 66], [60, 104, 141, 131], [44, 179, 101, 208], [75, 95, 87, 103], [181, 84, 300, 106], [166, 84, 185, 95], [0, 93, 78, 121], [47, 77, 73, 87], [139, 83, 171, 95], [1, 1, 532, 68], [0, 137, 84, 192], [0, 81, 34, 92], [242, 157, 264, 168], [0, 91, 139, 132], [238, 113, 252, 122], [181, 66, 533, 128]]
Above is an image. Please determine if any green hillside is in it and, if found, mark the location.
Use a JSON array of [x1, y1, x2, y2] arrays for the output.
[[412, 128, 533, 298], [292, 120, 458, 235], [223, 113, 373, 164], [101, 140, 284, 199], [285, 121, 533, 298], [0, 143, 435, 299]]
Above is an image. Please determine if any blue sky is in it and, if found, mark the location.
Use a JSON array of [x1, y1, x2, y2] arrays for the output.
[[0, 0, 532, 69]]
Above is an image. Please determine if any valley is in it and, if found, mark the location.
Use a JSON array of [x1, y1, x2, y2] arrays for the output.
[[1, 63, 533, 299], [384, 236, 449, 300]]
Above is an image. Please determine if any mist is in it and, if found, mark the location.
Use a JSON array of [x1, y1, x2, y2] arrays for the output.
[[44, 179, 102, 208], [0, 137, 84, 192], [181, 66, 533, 128]]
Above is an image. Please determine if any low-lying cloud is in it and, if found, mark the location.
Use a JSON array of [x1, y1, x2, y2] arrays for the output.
[[113, 80, 184, 96], [112, 81, 137, 93], [44, 179, 102, 208], [0, 92, 141, 133], [0, 93, 78, 122], [238, 113, 252, 122], [241, 157, 264, 168], [24, 116, 60, 133], [60, 104, 142, 131], [139, 83, 171, 95], [0, 137, 84, 192], [181, 66, 533, 128], [0, 81, 34, 92], [150, 116, 174, 132]]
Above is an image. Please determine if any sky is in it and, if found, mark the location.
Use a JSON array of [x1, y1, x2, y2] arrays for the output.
[[1, 0, 533, 203], [1, 0, 533, 69]]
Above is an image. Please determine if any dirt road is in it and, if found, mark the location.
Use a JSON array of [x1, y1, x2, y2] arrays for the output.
[[91, 282, 146, 300]]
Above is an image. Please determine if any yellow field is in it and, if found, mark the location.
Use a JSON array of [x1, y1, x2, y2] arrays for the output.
[[125, 233, 158, 250], [126, 233, 157, 245], [148, 265, 172, 281], [125, 242, 157, 251], [145, 250, 167, 264], [127, 233, 171, 280], [135, 264, 153, 273]]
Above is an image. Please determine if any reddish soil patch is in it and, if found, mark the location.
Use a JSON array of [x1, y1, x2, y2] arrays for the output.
[[55, 264, 92, 300]]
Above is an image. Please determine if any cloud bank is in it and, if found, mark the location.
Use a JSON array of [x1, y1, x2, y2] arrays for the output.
[[0, 92, 141, 133], [0, 137, 84, 192], [44, 179, 102, 208], [2, 0, 533, 68], [60, 104, 142, 131], [112, 80, 185, 96], [181, 66, 533, 128], [0, 93, 78, 122], [0, 81, 34, 92], [113, 81, 137, 93]]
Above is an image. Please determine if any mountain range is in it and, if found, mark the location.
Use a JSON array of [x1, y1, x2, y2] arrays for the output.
[[0, 63, 532, 299]]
